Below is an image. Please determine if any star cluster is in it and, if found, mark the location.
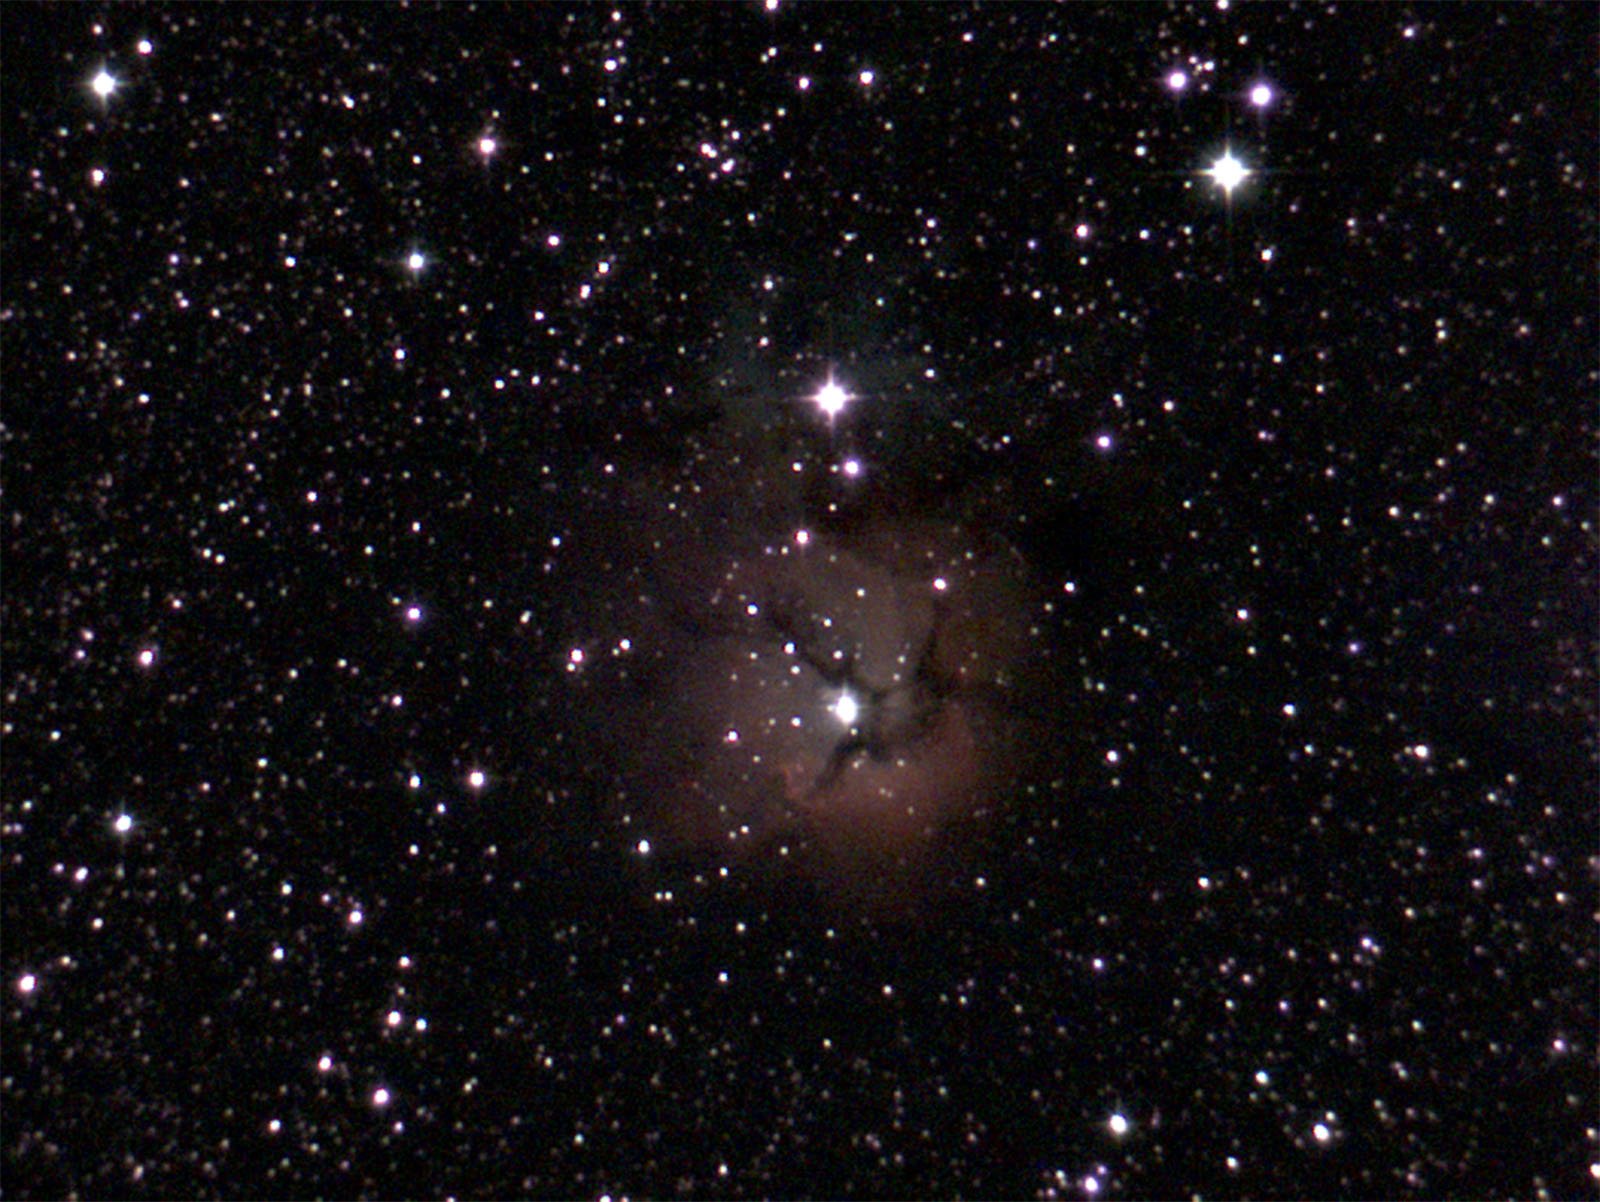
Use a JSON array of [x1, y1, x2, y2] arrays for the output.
[[2, 5, 1595, 1200]]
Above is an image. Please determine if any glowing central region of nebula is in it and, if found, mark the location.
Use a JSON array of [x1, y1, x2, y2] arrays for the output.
[[670, 515, 1031, 856], [567, 421, 1058, 913]]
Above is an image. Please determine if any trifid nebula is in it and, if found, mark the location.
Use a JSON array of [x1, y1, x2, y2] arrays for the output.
[[2, 4, 1595, 1199]]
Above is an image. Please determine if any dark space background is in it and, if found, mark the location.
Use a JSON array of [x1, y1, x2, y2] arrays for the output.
[[3, 4, 1596, 1199]]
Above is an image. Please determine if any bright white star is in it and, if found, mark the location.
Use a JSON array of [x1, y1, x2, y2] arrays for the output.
[[90, 68, 118, 99], [1206, 150, 1250, 195], [814, 376, 851, 420], [833, 691, 860, 727]]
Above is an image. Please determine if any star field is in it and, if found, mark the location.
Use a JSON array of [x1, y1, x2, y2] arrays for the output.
[[2, 5, 1596, 1199]]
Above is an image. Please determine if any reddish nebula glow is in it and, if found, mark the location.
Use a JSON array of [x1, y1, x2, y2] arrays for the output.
[[577, 421, 1052, 914]]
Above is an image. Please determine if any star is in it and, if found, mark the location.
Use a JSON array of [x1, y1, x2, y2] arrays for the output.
[[813, 375, 851, 420], [90, 67, 118, 99], [833, 691, 860, 727], [1205, 149, 1250, 196]]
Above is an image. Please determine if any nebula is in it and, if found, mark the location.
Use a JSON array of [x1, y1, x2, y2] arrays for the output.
[[569, 417, 1056, 913]]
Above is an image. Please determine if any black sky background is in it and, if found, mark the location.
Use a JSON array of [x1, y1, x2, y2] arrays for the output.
[[2, 4, 1596, 1199]]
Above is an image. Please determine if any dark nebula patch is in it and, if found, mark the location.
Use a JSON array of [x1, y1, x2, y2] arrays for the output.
[[564, 418, 1065, 914]]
